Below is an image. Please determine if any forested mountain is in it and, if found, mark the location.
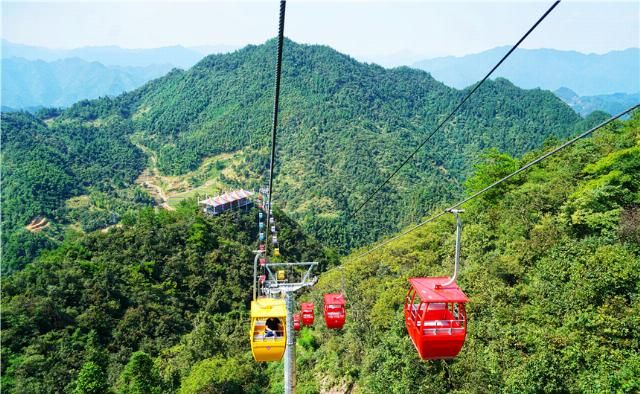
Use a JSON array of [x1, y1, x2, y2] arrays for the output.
[[3, 112, 637, 393], [1, 39, 600, 273], [414, 47, 640, 96], [1, 57, 173, 109]]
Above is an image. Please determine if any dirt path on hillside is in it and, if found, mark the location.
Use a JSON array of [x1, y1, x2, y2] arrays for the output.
[[26, 217, 50, 232], [133, 141, 176, 211]]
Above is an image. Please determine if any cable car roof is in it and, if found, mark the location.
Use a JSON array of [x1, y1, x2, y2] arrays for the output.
[[409, 277, 469, 303], [251, 298, 287, 317], [324, 293, 345, 305], [199, 189, 254, 208]]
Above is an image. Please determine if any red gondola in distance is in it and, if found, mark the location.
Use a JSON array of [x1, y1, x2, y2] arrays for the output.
[[293, 313, 301, 331], [300, 302, 314, 326], [323, 293, 346, 329]]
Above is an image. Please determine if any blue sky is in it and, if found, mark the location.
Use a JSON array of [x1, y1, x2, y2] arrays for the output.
[[2, 1, 639, 61]]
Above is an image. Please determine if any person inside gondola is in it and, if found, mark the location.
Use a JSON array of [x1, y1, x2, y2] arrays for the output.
[[265, 317, 281, 338]]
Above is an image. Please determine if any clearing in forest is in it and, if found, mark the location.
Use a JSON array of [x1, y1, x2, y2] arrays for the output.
[[132, 139, 244, 209]]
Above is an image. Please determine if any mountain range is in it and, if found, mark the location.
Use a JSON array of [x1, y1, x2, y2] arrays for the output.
[[554, 87, 640, 117], [1, 39, 238, 68], [1, 57, 174, 109], [2, 37, 638, 393], [413, 46, 640, 96], [2, 40, 637, 114], [1, 38, 603, 272]]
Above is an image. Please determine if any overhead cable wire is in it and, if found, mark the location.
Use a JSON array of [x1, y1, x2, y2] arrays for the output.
[[265, 0, 287, 256], [351, 104, 639, 261], [348, 0, 561, 220], [267, 0, 286, 215]]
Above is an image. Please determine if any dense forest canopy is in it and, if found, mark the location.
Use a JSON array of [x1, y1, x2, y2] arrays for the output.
[[2, 112, 638, 393], [1, 38, 606, 273], [1, 204, 332, 393]]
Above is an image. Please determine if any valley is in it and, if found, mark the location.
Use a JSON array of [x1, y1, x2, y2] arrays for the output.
[[1, 35, 638, 394]]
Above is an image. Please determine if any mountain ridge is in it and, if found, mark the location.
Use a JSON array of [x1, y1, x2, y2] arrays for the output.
[[1, 57, 174, 108], [2, 38, 598, 272], [1, 39, 237, 68], [554, 86, 640, 117]]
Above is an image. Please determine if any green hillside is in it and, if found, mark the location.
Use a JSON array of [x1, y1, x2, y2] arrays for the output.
[[124, 39, 591, 252], [299, 111, 640, 392], [2, 39, 601, 274], [2, 111, 637, 393]]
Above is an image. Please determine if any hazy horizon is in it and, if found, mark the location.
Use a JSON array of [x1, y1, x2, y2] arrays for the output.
[[2, 1, 638, 65]]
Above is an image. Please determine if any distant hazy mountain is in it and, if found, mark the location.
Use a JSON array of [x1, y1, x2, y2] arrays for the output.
[[414, 47, 640, 96], [554, 87, 639, 117], [1, 40, 237, 68], [1, 57, 174, 108]]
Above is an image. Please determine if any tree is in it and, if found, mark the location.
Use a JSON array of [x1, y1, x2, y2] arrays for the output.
[[75, 362, 109, 394], [178, 356, 260, 394], [116, 352, 162, 394]]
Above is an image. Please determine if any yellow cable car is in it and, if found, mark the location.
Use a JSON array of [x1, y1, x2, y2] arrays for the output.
[[277, 270, 286, 281], [250, 298, 287, 362], [274, 247, 281, 257]]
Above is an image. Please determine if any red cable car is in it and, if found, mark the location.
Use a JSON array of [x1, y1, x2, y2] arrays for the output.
[[405, 209, 469, 360], [323, 293, 346, 329], [259, 258, 266, 267], [404, 278, 468, 360], [293, 313, 301, 331], [300, 302, 314, 326]]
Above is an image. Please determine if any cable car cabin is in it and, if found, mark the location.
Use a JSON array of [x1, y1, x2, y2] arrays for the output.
[[294, 313, 301, 331], [259, 244, 266, 252], [273, 247, 281, 257], [323, 293, 346, 329], [250, 298, 287, 362], [259, 258, 266, 267], [300, 302, 315, 326], [405, 277, 469, 360], [277, 270, 286, 281]]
